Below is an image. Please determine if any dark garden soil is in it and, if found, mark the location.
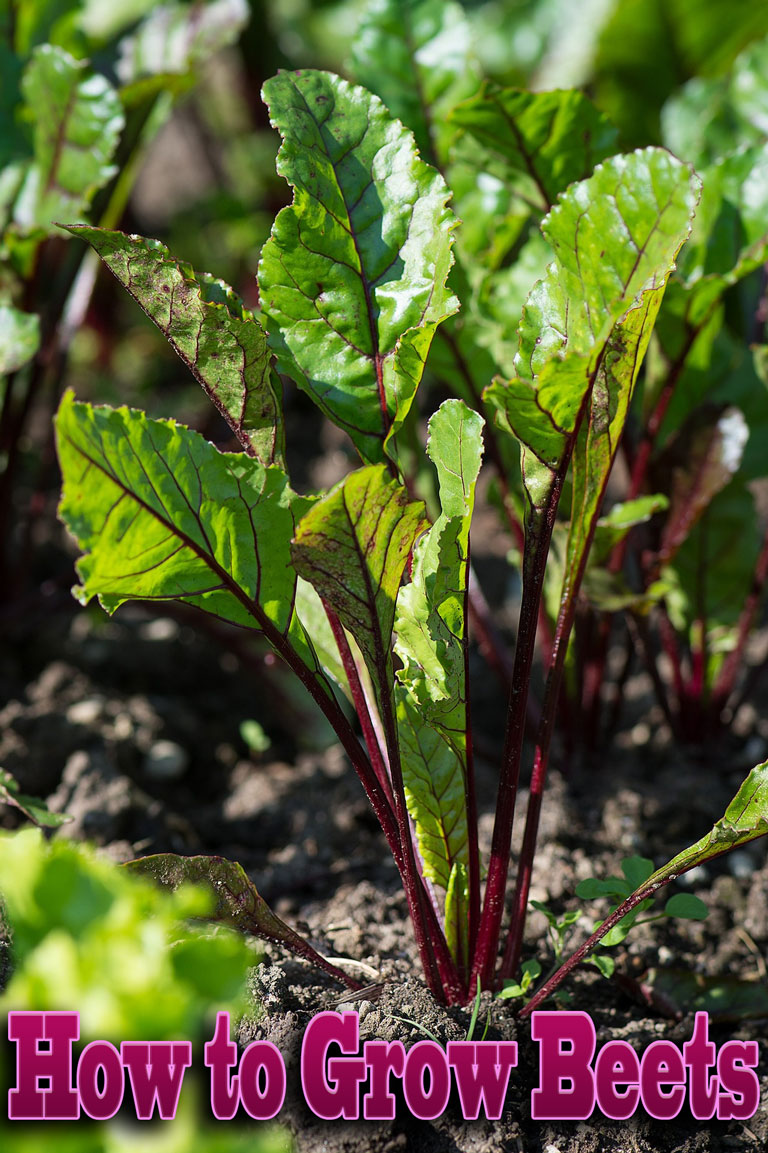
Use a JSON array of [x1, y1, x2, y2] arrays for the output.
[[3, 557, 768, 1152]]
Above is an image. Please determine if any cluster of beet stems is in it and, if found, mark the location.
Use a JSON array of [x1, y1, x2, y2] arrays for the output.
[[290, 358, 618, 1012]]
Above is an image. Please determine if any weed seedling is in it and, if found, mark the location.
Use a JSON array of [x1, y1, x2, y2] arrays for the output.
[[577, 856, 708, 951], [497, 960, 542, 1004]]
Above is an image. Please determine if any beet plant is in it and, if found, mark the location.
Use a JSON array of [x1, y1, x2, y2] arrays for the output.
[[54, 27, 768, 1006], [567, 37, 768, 748]]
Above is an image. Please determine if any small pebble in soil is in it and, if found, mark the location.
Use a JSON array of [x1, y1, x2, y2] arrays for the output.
[[139, 617, 179, 642], [677, 864, 710, 887], [728, 849, 756, 879], [111, 712, 133, 741], [66, 698, 103, 726], [630, 721, 651, 746], [144, 739, 189, 781], [251, 964, 289, 1014], [743, 734, 768, 765]]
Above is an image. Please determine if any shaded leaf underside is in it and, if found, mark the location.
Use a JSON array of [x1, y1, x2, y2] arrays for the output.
[[398, 701, 468, 891], [126, 852, 360, 988], [291, 463, 427, 702], [67, 226, 284, 467], [517, 149, 702, 383]]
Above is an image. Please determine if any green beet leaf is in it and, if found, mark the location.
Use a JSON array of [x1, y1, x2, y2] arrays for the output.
[[524, 151, 697, 617], [66, 227, 284, 467], [447, 87, 616, 283], [0, 829, 254, 1039], [13, 45, 123, 234], [649, 760, 768, 881], [641, 137, 768, 486], [460, 230, 553, 374], [397, 698, 469, 894], [445, 860, 470, 971], [55, 392, 305, 636], [589, 494, 669, 568], [450, 85, 618, 214], [294, 576, 351, 699], [488, 149, 699, 527], [484, 352, 591, 518], [291, 463, 428, 705], [664, 480, 760, 687], [517, 149, 700, 383], [395, 399, 484, 750], [446, 135, 530, 275], [258, 70, 458, 463], [564, 284, 669, 601], [592, 0, 768, 145], [642, 296, 731, 477]]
